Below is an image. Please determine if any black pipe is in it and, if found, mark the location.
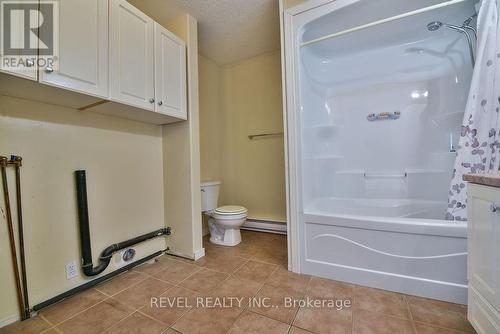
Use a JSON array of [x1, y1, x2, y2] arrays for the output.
[[32, 250, 166, 312], [75, 170, 171, 276]]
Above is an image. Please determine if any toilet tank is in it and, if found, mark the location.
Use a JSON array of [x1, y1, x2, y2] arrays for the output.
[[201, 181, 221, 212]]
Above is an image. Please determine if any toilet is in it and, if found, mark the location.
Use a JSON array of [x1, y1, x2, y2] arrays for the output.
[[201, 181, 248, 246]]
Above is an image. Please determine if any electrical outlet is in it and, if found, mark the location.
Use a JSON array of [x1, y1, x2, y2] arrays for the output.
[[65, 260, 78, 280]]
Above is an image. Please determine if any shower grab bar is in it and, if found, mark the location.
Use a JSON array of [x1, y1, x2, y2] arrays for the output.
[[248, 132, 284, 140], [367, 111, 401, 121], [300, 0, 472, 47], [364, 172, 408, 179]]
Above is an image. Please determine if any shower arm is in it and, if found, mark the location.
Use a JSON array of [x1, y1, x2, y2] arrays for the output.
[[460, 28, 476, 67], [443, 24, 475, 67], [462, 16, 478, 39], [459, 15, 478, 67], [462, 25, 477, 40]]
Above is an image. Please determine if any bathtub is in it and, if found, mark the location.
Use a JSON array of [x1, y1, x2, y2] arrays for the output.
[[311, 197, 447, 219], [300, 198, 468, 304], [282, 0, 475, 304]]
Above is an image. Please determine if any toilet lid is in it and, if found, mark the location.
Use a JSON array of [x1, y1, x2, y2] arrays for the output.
[[214, 205, 248, 215]]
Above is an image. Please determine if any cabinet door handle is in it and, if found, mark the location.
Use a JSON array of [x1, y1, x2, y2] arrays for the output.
[[45, 66, 53, 73], [149, 98, 155, 104], [158, 101, 163, 106], [491, 204, 499, 212]]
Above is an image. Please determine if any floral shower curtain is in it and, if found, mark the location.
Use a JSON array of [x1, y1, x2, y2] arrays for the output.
[[447, 0, 500, 221]]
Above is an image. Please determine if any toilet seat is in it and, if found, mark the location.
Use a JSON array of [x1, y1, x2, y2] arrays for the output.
[[206, 205, 248, 220], [214, 205, 247, 215], [212, 206, 248, 220]]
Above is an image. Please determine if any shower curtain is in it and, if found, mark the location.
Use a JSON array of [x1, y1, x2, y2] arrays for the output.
[[447, 0, 500, 221]]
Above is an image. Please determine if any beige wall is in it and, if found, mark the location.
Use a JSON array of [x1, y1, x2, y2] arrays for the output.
[[0, 12, 202, 324], [221, 51, 286, 222], [199, 51, 286, 222], [199, 55, 223, 185], [198, 55, 223, 235], [0, 96, 165, 322], [162, 14, 203, 258]]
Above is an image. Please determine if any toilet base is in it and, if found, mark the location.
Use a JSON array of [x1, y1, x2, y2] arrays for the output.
[[208, 219, 242, 246]]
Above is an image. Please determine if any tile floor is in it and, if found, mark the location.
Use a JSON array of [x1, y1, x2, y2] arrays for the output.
[[1, 231, 475, 334]]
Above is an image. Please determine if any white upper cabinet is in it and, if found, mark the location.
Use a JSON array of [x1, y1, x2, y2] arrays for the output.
[[0, 0, 188, 125], [0, 6, 38, 81], [109, 0, 155, 111], [154, 23, 187, 119], [39, 0, 108, 98]]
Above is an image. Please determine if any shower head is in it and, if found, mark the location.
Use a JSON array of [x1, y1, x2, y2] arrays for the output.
[[426, 19, 476, 67], [427, 21, 466, 33], [427, 21, 443, 31]]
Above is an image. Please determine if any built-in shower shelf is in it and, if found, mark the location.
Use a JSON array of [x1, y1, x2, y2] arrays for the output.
[[405, 169, 448, 174], [304, 155, 343, 160], [334, 168, 447, 175], [431, 111, 464, 123], [335, 169, 366, 175], [304, 124, 342, 130], [431, 152, 458, 156]]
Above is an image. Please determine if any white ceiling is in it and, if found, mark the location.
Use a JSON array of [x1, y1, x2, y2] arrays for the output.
[[129, 0, 281, 66]]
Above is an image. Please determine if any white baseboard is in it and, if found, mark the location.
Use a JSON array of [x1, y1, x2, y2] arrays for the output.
[[167, 248, 205, 261], [193, 248, 205, 260], [0, 314, 19, 328], [242, 219, 287, 235], [166, 250, 194, 260]]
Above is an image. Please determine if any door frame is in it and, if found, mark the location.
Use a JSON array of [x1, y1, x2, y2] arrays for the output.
[[279, 0, 358, 273]]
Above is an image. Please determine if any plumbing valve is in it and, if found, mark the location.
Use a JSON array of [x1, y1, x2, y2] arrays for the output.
[[11, 155, 22, 166]]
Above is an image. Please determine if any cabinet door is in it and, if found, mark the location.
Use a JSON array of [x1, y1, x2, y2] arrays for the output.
[[39, 0, 108, 98], [0, 5, 37, 81], [109, 0, 154, 110], [154, 23, 187, 119], [468, 184, 500, 311]]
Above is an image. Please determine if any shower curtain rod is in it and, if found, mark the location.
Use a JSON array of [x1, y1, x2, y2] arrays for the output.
[[300, 0, 472, 47]]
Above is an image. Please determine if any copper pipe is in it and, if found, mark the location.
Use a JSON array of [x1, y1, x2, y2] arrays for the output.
[[0, 156, 25, 319], [12, 156, 29, 319]]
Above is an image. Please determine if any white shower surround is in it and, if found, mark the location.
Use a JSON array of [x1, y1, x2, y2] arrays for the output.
[[283, 0, 477, 303]]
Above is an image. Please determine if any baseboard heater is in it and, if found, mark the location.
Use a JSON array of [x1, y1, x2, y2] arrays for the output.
[[242, 219, 287, 235]]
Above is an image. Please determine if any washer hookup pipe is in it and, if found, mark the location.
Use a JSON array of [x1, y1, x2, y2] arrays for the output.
[[12, 155, 30, 319], [1, 156, 26, 320]]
